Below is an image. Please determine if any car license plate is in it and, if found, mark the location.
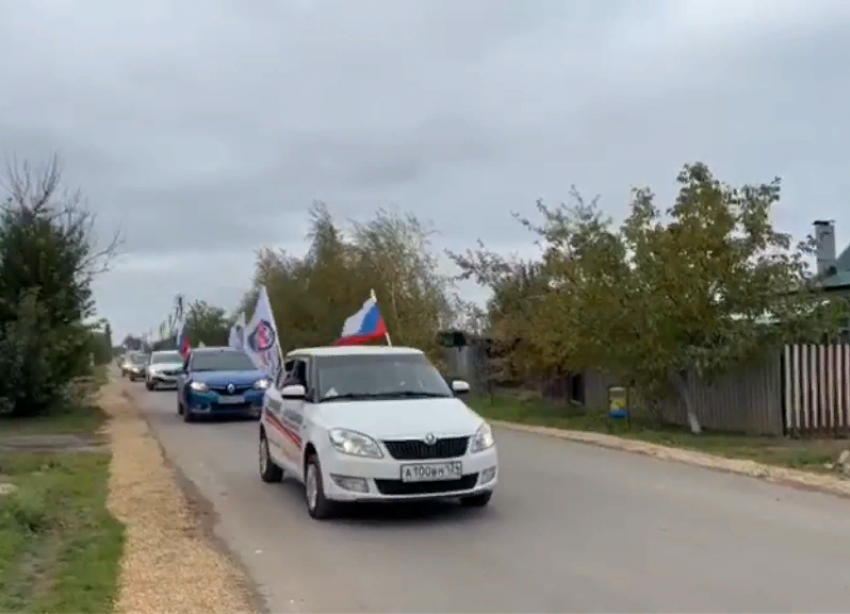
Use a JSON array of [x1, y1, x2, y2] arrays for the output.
[[218, 395, 245, 405], [401, 461, 462, 483]]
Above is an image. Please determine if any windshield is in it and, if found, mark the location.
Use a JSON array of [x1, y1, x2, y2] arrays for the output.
[[192, 350, 255, 372], [316, 353, 452, 401], [151, 351, 181, 364], [130, 354, 149, 365]]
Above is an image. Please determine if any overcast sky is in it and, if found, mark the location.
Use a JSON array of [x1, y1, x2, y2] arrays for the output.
[[2, 0, 850, 341]]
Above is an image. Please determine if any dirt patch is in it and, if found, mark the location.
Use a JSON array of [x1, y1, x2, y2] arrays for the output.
[[101, 383, 260, 614], [493, 420, 850, 499]]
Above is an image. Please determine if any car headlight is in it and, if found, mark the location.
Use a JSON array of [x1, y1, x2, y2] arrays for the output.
[[253, 378, 271, 390], [189, 381, 208, 392], [470, 422, 495, 453], [328, 428, 384, 459]]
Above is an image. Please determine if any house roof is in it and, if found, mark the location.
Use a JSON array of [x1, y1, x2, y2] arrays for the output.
[[821, 242, 850, 290], [821, 268, 850, 290], [836, 243, 850, 272]]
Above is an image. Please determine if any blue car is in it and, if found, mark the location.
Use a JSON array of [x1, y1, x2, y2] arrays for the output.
[[176, 346, 272, 422]]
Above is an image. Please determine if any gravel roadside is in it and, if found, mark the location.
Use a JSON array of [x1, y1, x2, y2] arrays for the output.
[[101, 383, 261, 614]]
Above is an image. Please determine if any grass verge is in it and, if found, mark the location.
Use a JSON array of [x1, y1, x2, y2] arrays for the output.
[[469, 393, 845, 473], [0, 452, 125, 613], [0, 366, 109, 437]]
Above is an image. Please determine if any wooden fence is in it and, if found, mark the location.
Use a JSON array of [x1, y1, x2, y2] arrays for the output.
[[783, 343, 850, 435], [443, 338, 850, 437]]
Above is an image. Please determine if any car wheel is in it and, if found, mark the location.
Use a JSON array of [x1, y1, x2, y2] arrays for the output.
[[145, 380, 154, 391], [305, 454, 336, 520], [259, 433, 283, 483], [182, 404, 194, 423], [129, 373, 135, 381], [460, 491, 493, 508], [177, 398, 183, 415]]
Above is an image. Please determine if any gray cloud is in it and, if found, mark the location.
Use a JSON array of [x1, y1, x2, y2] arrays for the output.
[[2, 0, 849, 340]]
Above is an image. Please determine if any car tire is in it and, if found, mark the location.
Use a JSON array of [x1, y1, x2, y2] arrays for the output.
[[182, 404, 194, 423], [460, 491, 493, 508], [259, 433, 283, 483], [177, 398, 183, 415], [129, 373, 136, 382], [305, 453, 336, 520], [145, 380, 154, 391]]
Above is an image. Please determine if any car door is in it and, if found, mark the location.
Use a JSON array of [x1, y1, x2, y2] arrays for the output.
[[262, 359, 294, 471], [279, 357, 311, 478]]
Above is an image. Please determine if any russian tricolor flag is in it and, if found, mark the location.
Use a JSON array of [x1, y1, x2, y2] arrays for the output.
[[334, 292, 390, 346], [175, 310, 192, 359]]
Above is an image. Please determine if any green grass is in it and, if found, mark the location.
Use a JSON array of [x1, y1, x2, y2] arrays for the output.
[[0, 453, 125, 613], [0, 367, 110, 437], [0, 405, 106, 437], [469, 393, 841, 473]]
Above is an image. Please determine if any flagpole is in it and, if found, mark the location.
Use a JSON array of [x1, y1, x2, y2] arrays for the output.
[[370, 288, 392, 347]]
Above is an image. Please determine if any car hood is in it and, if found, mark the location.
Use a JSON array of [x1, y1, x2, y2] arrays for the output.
[[149, 362, 183, 372], [192, 370, 266, 385], [313, 397, 484, 439]]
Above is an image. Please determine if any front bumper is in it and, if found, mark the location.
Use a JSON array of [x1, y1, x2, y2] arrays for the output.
[[186, 389, 264, 417], [321, 446, 498, 502], [148, 372, 179, 386]]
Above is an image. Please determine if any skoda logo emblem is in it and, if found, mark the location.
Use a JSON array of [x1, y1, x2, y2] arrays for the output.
[[424, 432, 436, 445], [227, 383, 235, 394]]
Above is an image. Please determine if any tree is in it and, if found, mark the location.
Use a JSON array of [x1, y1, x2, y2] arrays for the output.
[[452, 164, 848, 433], [184, 300, 230, 347], [0, 155, 120, 416], [122, 334, 143, 351], [241, 203, 457, 360]]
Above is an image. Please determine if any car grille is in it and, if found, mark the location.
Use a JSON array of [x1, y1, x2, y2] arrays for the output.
[[383, 436, 469, 460], [160, 369, 179, 376], [208, 383, 253, 394], [374, 474, 479, 496]]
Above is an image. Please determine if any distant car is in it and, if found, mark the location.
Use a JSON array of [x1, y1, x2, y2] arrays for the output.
[[145, 350, 184, 390], [176, 346, 271, 423], [258, 346, 497, 520], [120, 355, 132, 377], [126, 352, 150, 382]]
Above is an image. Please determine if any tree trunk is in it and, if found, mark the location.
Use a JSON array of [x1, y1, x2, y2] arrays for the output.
[[668, 370, 701, 434]]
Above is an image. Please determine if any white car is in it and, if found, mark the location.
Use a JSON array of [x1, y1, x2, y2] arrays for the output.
[[258, 346, 498, 519], [145, 350, 184, 390]]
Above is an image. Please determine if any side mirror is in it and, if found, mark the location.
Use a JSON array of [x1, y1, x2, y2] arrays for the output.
[[451, 380, 470, 395], [281, 384, 306, 399]]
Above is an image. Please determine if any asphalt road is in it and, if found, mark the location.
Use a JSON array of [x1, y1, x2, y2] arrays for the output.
[[130, 381, 850, 613]]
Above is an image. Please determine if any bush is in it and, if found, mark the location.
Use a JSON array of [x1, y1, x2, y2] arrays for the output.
[[0, 156, 119, 418]]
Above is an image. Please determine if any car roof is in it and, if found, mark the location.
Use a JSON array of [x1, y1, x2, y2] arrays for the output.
[[286, 346, 423, 358], [192, 346, 241, 355]]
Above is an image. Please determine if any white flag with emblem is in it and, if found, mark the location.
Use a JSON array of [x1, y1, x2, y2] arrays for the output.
[[244, 285, 282, 377], [228, 312, 246, 351]]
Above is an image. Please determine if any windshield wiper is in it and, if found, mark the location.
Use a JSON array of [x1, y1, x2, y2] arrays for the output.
[[321, 391, 449, 402]]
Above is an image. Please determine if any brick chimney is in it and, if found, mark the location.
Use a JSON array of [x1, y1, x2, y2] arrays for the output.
[[814, 220, 836, 276]]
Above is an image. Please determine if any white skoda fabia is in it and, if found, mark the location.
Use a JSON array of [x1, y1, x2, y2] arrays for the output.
[[258, 346, 498, 519]]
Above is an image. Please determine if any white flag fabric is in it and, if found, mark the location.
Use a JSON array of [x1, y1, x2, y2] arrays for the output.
[[244, 285, 282, 377], [228, 312, 246, 351]]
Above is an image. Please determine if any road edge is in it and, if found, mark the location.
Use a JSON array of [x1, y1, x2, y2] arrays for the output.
[[491, 419, 850, 499], [120, 386, 270, 614]]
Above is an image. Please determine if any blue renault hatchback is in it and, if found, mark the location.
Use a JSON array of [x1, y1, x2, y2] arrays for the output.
[[176, 346, 271, 422]]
